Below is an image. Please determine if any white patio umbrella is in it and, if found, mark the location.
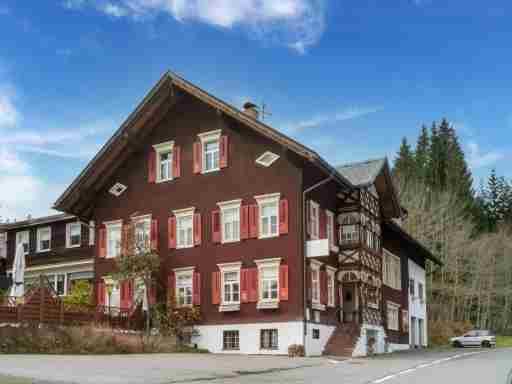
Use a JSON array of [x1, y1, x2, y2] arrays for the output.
[[9, 243, 26, 299]]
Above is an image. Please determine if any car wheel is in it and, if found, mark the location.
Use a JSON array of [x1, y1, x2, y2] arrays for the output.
[[481, 341, 491, 348], [452, 341, 462, 348]]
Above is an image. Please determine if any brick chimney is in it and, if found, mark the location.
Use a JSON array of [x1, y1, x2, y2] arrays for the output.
[[243, 102, 259, 120]]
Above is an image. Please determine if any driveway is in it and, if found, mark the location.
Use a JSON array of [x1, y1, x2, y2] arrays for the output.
[[0, 348, 508, 384]]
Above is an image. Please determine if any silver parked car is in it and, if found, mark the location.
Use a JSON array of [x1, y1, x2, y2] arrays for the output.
[[450, 330, 496, 348]]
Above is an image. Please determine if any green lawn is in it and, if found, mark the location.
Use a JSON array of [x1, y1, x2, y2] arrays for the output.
[[497, 336, 512, 348], [0, 375, 33, 384]]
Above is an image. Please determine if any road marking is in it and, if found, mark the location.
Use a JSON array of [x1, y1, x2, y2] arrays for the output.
[[369, 351, 487, 383]]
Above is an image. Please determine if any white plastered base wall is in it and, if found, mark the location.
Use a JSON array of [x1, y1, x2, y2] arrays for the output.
[[193, 321, 304, 355], [193, 321, 335, 356], [388, 343, 410, 352]]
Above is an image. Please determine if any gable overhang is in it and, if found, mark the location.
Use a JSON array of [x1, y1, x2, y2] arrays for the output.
[[54, 71, 354, 219]]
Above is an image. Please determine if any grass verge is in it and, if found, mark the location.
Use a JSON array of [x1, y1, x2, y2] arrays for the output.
[[497, 336, 512, 348]]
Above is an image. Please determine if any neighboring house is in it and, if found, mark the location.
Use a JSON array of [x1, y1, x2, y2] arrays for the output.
[[52, 71, 440, 356], [0, 214, 95, 295]]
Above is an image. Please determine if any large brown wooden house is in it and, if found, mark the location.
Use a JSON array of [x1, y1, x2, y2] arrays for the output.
[[53, 71, 440, 356]]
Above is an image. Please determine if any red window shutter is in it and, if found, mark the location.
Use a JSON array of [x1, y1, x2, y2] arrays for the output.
[[151, 219, 159, 250], [319, 209, 327, 239], [320, 270, 327, 305], [240, 205, 249, 240], [240, 269, 249, 303], [148, 149, 156, 183], [193, 142, 202, 174], [306, 200, 311, 237], [279, 265, 289, 301], [96, 281, 105, 306], [193, 272, 201, 305], [248, 268, 259, 303], [219, 135, 229, 168], [212, 271, 221, 305], [120, 280, 129, 309], [194, 213, 202, 246], [173, 146, 181, 178], [211, 210, 221, 243], [168, 272, 175, 306], [98, 227, 106, 258], [168, 216, 176, 249], [279, 199, 289, 235], [307, 266, 312, 302], [249, 204, 259, 239], [121, 225, 129, 256]]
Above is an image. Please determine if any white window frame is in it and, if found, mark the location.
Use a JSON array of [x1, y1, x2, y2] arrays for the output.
[[326, 266, 336, 308], [66, 222, 82, 249], [254, 192, 280, 239], [37, 226, 52, 253], [16, 230, 30, 255], [104, 220, 123, 259], [89, 221, 95, 246], [222, 330, 240, 351], [260, 329, 279, 350], [0, 232, 6, 259], [218, 262, 242, 312], [51, 273, 67, 296], [255, 257, 281, 309], [310, 259, 325, 311], [387, 301, 400, 331], [325, 210, 338, 252], [198, 130, 221, 174], [174, 266, 194, 308], [132, 214, 152, 252], [383, 249, 401, 290], [309, 200, 320, 240], [173, 207, 195, 249], [217, 199, 242, 244], [255, 151, 280, 167], [153, 141, 175, 183]]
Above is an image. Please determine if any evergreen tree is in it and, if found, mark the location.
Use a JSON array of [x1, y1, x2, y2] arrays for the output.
[[393, 137, 415, 182], [415, 125, 430, 183]]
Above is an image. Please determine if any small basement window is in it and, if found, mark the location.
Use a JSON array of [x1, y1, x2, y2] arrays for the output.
[[312, 329, 320, 339], [256, 151, 280, 167], [109, 182, 127, 197], [260, 329, 278, 350], [223, 330, 240, 351]]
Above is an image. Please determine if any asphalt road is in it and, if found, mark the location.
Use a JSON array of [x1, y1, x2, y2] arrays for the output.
[[0, 348, 509, 384]]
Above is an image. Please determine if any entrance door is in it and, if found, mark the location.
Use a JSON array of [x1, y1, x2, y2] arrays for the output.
[[410, 316, 417, 347], [342, 284, 356, 323], [418, 319, 424, 347]]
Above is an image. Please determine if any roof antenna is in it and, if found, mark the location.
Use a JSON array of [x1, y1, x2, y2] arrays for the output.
[[260, 102, 272, 121]]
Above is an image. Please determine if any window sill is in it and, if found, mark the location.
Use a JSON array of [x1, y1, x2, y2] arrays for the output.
[[258, 234, 279, 240], [368, 303, 380, 310], [219, 303, 240, 312], [201, 168, 220, 174], [221, 239, 240, 245], [66, 244, 81, 249], [176, 245, 194, 250], [311, 302, 326, 311], [257, 301, 279, 310], [37, 249, 51, 253], [156, 178, 174, 184], [222, 348, 240, 352]]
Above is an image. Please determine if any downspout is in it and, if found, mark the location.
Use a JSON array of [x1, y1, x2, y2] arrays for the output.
[[302, 174, 335, 351]]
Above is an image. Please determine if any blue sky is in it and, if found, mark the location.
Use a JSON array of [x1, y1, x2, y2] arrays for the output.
[[0, 0, 511, 220]]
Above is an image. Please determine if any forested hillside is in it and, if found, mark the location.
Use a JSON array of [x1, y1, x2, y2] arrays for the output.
[[393, 119, 512, 334]]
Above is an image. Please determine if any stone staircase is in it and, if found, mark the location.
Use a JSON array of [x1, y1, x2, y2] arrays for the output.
[[323, 322, 361, 357]]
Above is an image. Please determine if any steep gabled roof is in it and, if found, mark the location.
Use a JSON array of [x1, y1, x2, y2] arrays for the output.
[[54, 70, 353, 218], [337, 157, 402, 218], [336, 158, 387, 187]]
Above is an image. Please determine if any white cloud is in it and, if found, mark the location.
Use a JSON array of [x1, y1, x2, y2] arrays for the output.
[[0, 148, 62, 222], [0, 90, 19, 127], [63, 0, 326, 53], [284, 106, 384, 133], [467, 141, 504, 169]]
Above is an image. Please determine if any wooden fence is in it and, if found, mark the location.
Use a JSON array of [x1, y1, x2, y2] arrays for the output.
[[0, 276, 144, 330]]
